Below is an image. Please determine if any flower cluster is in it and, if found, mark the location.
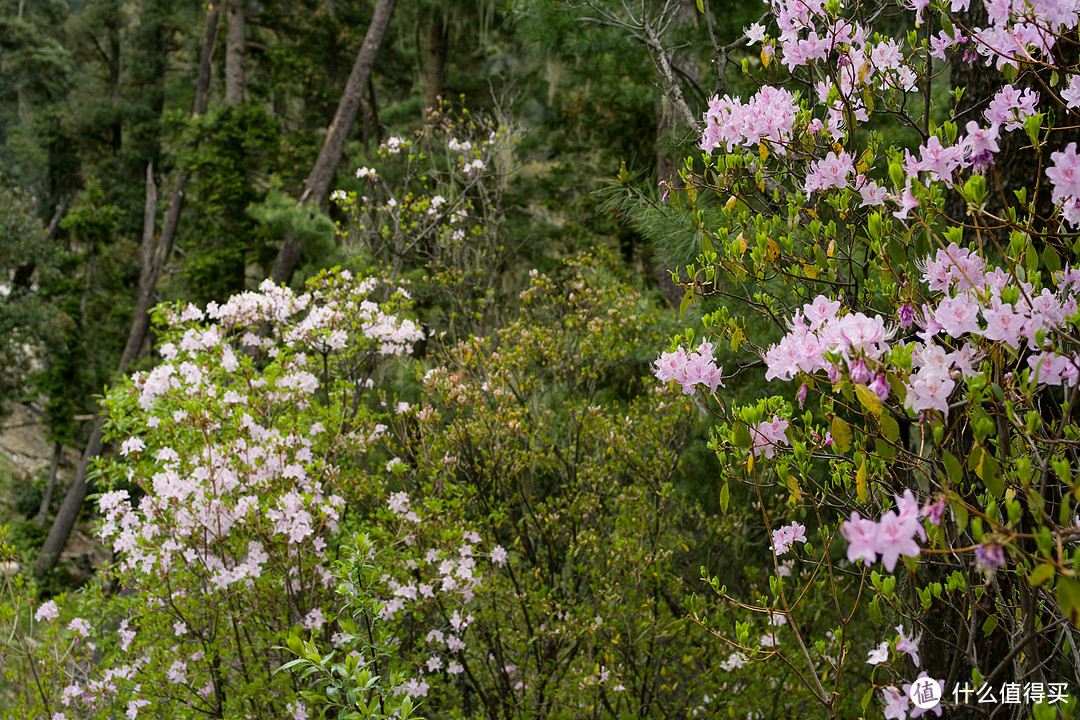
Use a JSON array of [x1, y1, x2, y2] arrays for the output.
[[653, 340, 725, 395], [760, 245, 1079, 422], [752, 416, 790, 459], [771, 521, 807, 555], [840, 491, 926, 571]]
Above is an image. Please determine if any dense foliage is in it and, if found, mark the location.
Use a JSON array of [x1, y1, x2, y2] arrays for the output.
[[7, 0, 1080, 719]]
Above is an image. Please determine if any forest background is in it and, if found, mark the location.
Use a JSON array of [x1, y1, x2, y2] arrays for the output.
[[3, 0, 1078, 718]]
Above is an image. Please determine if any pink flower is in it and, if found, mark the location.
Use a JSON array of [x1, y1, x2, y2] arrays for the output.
[[933, 295, 981, 338], [904, 369, 955, 418], [896, 624, 921, 666], [751, 416, 790, 458], [491, 545, 508, 566], [921, 497, 947, 526], [984, 85, 1039, 132], [1063, 76, 1080, 109], [869, 373, 891, 402], [910, 135, 963, 182], [840, 512, 879, 567], [882, 685, 909, 720], [1047, 143, 1080, 206], [975, 542, 1006, 572], [35, 600, 59, 622], [876, 511, 922, 571], [68, 618, 91, 638], [653, 341, 725, 395], [962, 121, 1000, 170], [772, 522, 807, 555], [805, 151, 855, 194], [803, 296, 842, 330], [857, 177, 889, 207], [119, 437, 146, 456], [893, 181, 919, 220]]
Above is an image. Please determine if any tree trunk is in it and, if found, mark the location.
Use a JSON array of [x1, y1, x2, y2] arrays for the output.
[[424, 15, 448, 127], [110, 27, 122, 154], [224, 0, 245, 105], [34, 3, 221, 578], [268, 0, 397, 286], [35, 442, 62, 528]]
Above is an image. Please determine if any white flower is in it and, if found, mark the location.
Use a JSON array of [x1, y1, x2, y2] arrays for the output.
[[119, 437, 146, 456], [867, 640, 890, 665]]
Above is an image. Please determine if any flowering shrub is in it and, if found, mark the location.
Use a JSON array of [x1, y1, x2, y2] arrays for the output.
[[650, 0, 1080, 715], [333, 103, 519, 337], [310, 254, 737, 719], [1, 269, 423, 719]]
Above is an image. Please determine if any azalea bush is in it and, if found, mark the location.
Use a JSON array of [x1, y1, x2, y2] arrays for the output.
[[1, 269, 423, 719], [646, 0, 1080, 715], [289, 253, 740, 719], [1, 254, 748, 720], [333, 103, 520, 338]]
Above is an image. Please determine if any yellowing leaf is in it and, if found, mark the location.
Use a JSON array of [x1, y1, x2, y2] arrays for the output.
[[803, 263, 817, 279], [766, 237, 780, 261], [880, 414, 899, 443], [787, 474, 802, 502], [856, 459, 868, 502], [759, 143, 770, 162], [737, 233, 747, 254], [855, 383, 883, 416], [827, 239, 836, 257], [831, 415, 852, 452], [761, 48, 772, 68], [858, 60, 873, 83], [729, 326, 745, 352]]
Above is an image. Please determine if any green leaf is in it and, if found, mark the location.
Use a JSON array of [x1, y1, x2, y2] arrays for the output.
[[679, 287, 694, 315], [952, 498, 969, 532], [1029, 563, 1056, 587], [861, 686, 875, 712], [1024, 112, 1044, 149], [696, 0, 705, 12], [719, 481, 730, 514], [1058, 576, 1080, 626], [734, 422, 752, 449], [1045, 245, 1062, 273], [943, 451, 962, 485], [976, 451, 1004, 498]]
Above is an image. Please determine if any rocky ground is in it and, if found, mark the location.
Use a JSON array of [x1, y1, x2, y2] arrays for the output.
[[1, 403, 107, 580]]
